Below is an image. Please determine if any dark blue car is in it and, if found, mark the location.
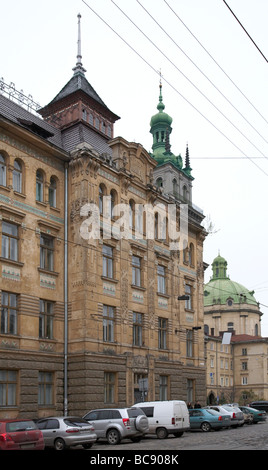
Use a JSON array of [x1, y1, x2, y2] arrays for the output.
[[189, 408, 231, 432]]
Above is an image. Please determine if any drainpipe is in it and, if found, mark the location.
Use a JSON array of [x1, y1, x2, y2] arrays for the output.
[[64, 163, 68, 416]]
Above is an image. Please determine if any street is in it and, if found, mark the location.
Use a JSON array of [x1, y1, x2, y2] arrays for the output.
[[90, 419, 268, 451]]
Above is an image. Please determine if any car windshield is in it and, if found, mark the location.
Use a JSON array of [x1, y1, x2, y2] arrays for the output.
[[64, 418, 90, 427], [127, 408, 145, 418]]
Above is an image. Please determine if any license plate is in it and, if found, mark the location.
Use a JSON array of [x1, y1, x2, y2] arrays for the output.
[[20, 443, 35, 449]]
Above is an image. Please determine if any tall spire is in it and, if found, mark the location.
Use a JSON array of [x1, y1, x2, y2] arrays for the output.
[[73, 13, 86, 76]]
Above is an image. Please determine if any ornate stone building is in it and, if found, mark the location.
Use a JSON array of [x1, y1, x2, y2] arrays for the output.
[[0, 15, 207, 418], [204, 254, 268, 404]]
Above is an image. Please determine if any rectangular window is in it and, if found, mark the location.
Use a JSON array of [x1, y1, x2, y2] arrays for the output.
[[104, 372, 115, 404], [40, 235, 54, 271], [103, 305, 114, 342], [157, 265, 166, 294], [159, 375, 168, 400], [132, 256, 141, 287], [0, 370, 17, 406], [39, 300, 53, 339], [187, 379, 194, 403], [1, 221, 18, 261], [185, 285, 192, 310], [186, 329, 193, 357], [1, 292, 18, 335], [38, 372, 53, 405], [133, 312, 143, 346], [102, 244, 113, 278], [158, 317, 167, 349]]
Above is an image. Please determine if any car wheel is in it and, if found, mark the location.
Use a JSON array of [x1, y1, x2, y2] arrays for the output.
[[200, 422, 211, 432], [54, 438, 66, 450], [156, 427, 168, 439], [106, 429, 121, 445]]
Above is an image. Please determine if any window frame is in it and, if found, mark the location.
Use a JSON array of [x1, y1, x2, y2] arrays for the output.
[[1, 221, 19, 262], [103, 305, 115, 343], [158, 317, 167, 350], [39, 300, 54, 339], [102, 244, 113, 279], [40, 234, 54, 272], [1, 291, 18, 335], [157, 265, 166, 294], [0, 369, 17, 407], [133, 312, 143, 346]]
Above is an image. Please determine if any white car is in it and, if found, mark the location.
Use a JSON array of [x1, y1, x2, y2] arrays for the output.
[[206, 405, 241, 427]]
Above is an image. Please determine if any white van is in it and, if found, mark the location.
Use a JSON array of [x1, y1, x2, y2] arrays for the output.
[[134, 400, 190, 438]]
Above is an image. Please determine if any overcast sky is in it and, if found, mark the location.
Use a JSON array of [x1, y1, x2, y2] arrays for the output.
[[1, 0, 268, 335]]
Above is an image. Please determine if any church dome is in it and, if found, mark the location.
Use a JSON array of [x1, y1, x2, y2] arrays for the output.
[[150, 82, 173, 130], [204, 254, 258, 307]]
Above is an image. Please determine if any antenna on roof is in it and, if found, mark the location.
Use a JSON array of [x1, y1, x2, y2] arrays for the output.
[[73, 13, 86, 76]]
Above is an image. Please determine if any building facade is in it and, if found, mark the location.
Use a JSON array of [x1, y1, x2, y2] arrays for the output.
[[0, 16, 207, 418], [204, 254, 268, 404]]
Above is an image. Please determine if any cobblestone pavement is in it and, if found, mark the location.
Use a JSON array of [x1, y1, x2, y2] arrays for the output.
[[91, 419, 268, 451]]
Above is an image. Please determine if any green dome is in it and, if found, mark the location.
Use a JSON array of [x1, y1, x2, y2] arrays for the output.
[[204, 279, 258, 306], [204, 255, 258, 307], [150, 84, 172, 128]]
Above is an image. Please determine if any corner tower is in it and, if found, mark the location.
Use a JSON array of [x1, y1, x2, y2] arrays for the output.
[[38, 14, 120, 154]]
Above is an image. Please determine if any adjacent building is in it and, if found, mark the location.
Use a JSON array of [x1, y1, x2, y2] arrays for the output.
[[0, 16, 207, 418], [204, 254, 268, 404]]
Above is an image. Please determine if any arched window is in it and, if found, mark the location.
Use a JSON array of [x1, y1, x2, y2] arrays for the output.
[[99, 184, 106, 215], [172, 178, 177, 194], [156, 177, 163, 188], [183, 185, 188, 201], [154, 212, 159, 239], [189, 243, 194, 266], [254, 324, 259, 336], [0, 153, 7, 186], [49, 177, 57, 208], [129, 200, 135, 229], [36, 170, 44, 202], [109, 189, 117, 219], [13, 159, 22, 193]]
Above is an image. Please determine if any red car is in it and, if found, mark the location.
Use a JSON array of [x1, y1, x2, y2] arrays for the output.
[[0, 419, 44, 450]]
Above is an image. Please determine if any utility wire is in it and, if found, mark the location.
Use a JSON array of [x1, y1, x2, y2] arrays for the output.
[[164, 0, 268, 125], [109, 0, 268, 173], [135, 0, 268, 146], [222, 0, 268, 63], [81, 0, 268, 177]]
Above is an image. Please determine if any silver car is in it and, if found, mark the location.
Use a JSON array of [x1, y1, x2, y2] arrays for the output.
[[83, 407, 149, 445], [221, 404, 244, 426], [36, 416, 97, 450]]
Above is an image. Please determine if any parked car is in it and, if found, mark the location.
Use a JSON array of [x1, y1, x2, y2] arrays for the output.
[[0, 419, 44, 450], [221, 404, 244, 427], [189, 408, 230, 432], [83, 407, 149, 445], [239, 405, 267, 423], [242, 411, 254, 424], [205, 405, 235, 427], [134, 400, 190, 438], [36, 416, 97, 450], [249, 401, 268, 413]]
